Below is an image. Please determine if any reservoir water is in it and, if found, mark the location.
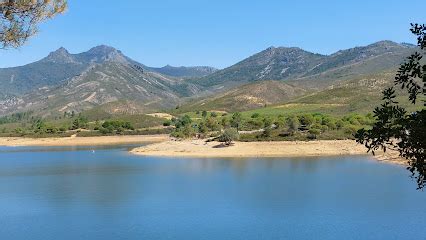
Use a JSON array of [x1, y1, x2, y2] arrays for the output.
[[0, 145, 424, 240]]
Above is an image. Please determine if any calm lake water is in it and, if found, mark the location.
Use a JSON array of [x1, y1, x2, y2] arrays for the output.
[[0, 145, 425, 240]]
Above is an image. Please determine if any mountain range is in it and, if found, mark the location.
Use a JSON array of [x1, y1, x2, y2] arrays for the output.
[[0, 41, 416, 117]]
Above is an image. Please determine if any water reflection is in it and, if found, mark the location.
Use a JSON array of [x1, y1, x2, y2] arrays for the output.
[[0, 146, 424, 240], [0, 144, 142, 153]]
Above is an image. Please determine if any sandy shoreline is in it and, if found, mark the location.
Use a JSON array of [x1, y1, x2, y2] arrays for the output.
[[0, 135, 169, 147], [131, 139, 367, 158], [130, 139, 407, 165], [0, 136, 407, 165]]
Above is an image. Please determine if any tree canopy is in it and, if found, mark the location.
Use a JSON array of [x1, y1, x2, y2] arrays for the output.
[[0, 0, 67, 49], [355, 23, 425, 189]]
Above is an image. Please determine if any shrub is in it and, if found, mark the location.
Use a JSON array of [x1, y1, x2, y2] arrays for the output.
[[286, 116, 300, 131], [299, 114, 314, 126], [202, 111, 208, 118], [309, 128, 321, 135], [251, 113, 260, 118], [100, 120, 134, 133], [70, 116, 89, 130], [163, 120, 172, 126], [343, 125, 358, 135], [217, 128, 239, 146], [174, 115, 192, 128], [262, 127, 272, 138]]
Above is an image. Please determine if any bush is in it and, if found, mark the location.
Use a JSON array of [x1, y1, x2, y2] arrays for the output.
[[217, 128, 239, 145], [70, 115, 89, 130], [309, 128, 321, 135], [299, 114, 314, 126], [286, 116, 300, 131], [173, 115, 192, 128], [163, 120, 172, 126], [251, 113, 260, 118], [202, 111, 208, 118], [343, 125, 358, 135], [171, 124, 196, 139], [100, 120, 134, 134], [262, 127, 272, 137]]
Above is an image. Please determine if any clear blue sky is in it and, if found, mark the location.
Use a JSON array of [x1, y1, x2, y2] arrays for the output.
[[0, 0, 425, 69]]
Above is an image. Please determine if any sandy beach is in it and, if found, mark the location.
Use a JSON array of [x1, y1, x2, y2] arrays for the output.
[[0, 135, 407, 165], [130, 139, 407, 165], [0, 135, 169, 147], [131, 139, 368, 158]]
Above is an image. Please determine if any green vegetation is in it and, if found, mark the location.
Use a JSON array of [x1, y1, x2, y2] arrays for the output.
[[0, 111, 34, 124], [0, 0, 67, 49], [0, 111, 170, 138], [169, 107, 375, 141], [98, 120, 135, 134], [356, 23, 425, 190], [217, 128, 239, 146]]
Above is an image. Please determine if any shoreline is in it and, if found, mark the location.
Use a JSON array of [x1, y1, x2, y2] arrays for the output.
[[131, 139, 367, 158], [0, 136, 407, 166], [130, 139, 407, 165], [0, 135, 169, 147]]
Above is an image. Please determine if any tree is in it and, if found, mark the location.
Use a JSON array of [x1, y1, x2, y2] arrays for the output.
[[286, 115, 300, 132], [230, 112, 242, 131], [261, 117, 273, 137], [71, 115, 88, 130], [202, 110, 208, 118], [217, 128, 239, 146], [0, 0, 67, 49], [355, 23, 425, 189], [31, 118, 46, 133], [198, 121, 208, 135]]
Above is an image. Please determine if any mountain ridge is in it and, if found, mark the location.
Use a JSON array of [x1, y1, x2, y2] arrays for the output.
[[190, 40, 414, 90], [0, 40, 417, 117]]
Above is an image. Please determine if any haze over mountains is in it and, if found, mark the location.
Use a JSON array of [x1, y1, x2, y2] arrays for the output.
[[0, 41, 415, 116]]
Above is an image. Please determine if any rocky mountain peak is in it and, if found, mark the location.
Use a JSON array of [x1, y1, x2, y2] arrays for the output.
[[87, 45, 118, 55], [43, 47, 75, 63], [84, 45, 127, 64]]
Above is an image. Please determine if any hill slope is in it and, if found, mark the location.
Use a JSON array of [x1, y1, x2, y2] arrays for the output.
[[176, 80, 307, 112], [146, 65, 218, 78], [0, 46, 201, 116], [0, 41, 417, 117], [191, 41, 414, 90]]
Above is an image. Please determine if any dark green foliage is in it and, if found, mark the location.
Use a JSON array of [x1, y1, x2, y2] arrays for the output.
[[230, 112, 242, 131], [251, 113, 260, 118], [100, 120, 134, 134], [172, 115, 192, 129], [170, 115, 196, 138], [163, 120, 172, 126], [202, 111, 208, 118], [70, 115, 89, 130], [356, 24, 426, 189]]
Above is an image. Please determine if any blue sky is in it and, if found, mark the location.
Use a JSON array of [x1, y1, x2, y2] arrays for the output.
[[0, 0, 424, 69]]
